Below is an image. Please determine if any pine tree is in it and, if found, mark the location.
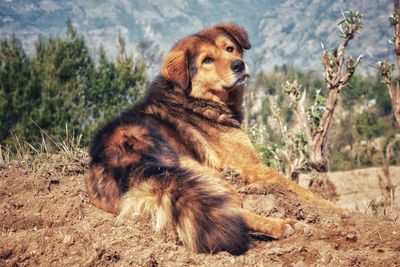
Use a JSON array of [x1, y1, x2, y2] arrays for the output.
[[28, 25, 93, 142], [0, 35, 32, 142]]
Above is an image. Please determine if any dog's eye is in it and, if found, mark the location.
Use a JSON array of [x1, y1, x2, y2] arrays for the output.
[[226, 46, 234, 53], [202, 56, 214, 64]]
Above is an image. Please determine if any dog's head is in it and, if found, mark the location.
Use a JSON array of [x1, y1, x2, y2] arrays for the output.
[[161, 23, 251, 103]]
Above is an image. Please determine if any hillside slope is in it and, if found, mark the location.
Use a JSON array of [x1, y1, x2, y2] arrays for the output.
[[1, 155, 399, 266], [0, 0, 393, 73]]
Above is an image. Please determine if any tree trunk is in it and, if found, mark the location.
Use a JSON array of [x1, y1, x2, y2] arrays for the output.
[[308, 171, 338, 202], [393, 0, 400, 128], [290, 170, 299, 184]]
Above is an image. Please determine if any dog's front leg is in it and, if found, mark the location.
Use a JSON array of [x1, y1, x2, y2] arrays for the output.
[[240, 163, 342, 209], [217, 130, 336, 208]]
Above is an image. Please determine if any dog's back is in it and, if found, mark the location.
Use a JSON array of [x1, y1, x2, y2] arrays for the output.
[[84, 75, 250, 254]]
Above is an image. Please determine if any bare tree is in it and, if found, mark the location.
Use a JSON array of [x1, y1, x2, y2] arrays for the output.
[[378, 0, 400, 129], [311, 10, 363, 171], [377, 135, 400, 207], [376, 0, 400, 209], [274, 11, 363, 200]]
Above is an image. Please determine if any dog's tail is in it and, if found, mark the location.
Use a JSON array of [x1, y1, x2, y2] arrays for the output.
[[118, 166, 250, 255]]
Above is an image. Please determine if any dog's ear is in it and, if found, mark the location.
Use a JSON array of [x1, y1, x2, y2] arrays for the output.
[[216, 23, 251, 50], [161, 48, 190, 90]]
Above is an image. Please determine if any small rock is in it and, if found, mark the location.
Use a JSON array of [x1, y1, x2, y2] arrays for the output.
[[230, 257, 235, 264], [303, 226, 311, 236], [305, 214, 317, 224], [377, 248, 384, 253], [184, 258, 193, 264], [63, 234, 74, 246], [298, 246, 307, 253], [284, 224, 295, 237], [346, 233, 357, 242], [296, 209, 305, 220], [294, 222, 304, 231], [322, 253, 333, 264], [274, 249, 285, 256]]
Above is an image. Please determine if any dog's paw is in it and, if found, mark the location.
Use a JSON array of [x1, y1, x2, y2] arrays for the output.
[[276, 219, 311, 239], [238, 182, 268, 195]]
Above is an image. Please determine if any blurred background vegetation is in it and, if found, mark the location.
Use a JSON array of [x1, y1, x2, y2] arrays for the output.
[[0, 21, 399, 172], [0, 21, 148, 147], [246, 65, 399, 172]]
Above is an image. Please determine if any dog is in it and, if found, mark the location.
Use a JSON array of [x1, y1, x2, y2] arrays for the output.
[[84, 23, 328, 255]]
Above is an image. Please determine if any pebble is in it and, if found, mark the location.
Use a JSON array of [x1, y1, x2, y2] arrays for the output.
[[63, 234, 74, 246], [346, 233, 357, 242], [284, 224, 295, 237], [294, 222, 304, 231], [294, 222, 312, 236], [298, 246, 307, 253], [322, 253, 333, 264], [306, 214, 317, 223], [303, 226, 311, 236], [296, 209, 305, 220]]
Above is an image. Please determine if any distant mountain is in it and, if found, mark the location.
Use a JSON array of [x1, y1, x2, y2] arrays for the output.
[[0, 0, 394, 75]]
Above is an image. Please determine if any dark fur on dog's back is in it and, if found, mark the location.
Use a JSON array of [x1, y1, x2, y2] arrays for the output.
[[85, 75, 250, 254]]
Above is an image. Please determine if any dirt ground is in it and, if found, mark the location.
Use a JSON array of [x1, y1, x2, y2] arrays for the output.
[[1, 154, 400, 267]]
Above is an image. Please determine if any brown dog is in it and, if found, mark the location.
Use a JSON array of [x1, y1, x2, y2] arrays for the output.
[[84, 23, 329, 255]]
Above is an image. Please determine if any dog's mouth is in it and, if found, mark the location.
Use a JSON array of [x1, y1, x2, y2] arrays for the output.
[[224, 74, 250, 91], [233, 73, 250, 86]]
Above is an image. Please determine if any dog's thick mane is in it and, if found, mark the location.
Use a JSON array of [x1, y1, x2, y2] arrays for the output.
[[125, 75, 243, 128], [148, 76, 242, 127]]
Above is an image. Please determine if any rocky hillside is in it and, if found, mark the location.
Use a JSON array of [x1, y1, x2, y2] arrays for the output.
[[0, 0, 394, 74]]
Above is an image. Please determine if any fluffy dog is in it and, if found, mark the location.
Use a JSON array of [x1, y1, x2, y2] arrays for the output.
[[84, 23, 327, 255]]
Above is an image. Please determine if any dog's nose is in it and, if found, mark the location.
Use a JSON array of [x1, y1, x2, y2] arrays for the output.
[[230, 60, 245, 73]]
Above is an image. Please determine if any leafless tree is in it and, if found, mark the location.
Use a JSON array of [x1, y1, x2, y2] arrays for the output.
[[378, 1, 400, 129], [276, 11, 363, 200], [376, 0, 400, 208]]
